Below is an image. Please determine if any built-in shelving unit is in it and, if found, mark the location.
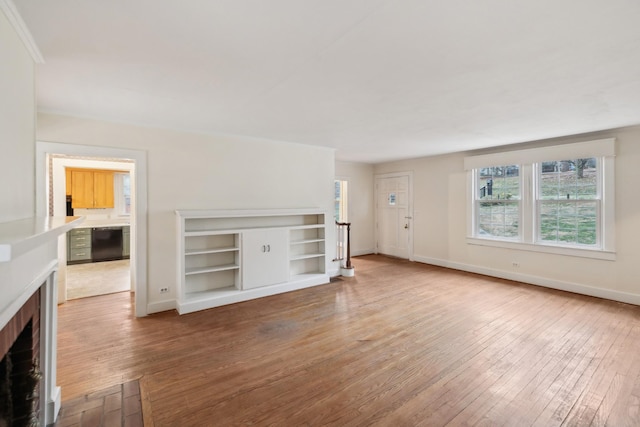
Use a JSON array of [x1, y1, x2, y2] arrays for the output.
[[176, 209, 329, 314], [289, 224, 326, 278]]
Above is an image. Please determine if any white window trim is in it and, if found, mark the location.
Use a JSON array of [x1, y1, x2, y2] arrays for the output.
[[334, 177, 349, 223], [465, 138, 616, 261], [113, 172, 131, 217]]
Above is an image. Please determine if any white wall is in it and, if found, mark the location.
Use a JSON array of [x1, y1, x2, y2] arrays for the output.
[[335, 160, 375, 256], [37, 113, 336, 311], [0, 10, 35, 222], [375, 127, 640, 304]]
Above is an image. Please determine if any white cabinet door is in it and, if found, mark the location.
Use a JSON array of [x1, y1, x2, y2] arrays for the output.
[[241, 229, 289, 289]]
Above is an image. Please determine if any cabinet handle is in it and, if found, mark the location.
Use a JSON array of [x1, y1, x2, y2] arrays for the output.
[[261, 245, 266, 252], [267, 244, 271, 252]]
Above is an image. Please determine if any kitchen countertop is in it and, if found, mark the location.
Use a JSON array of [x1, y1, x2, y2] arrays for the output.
[[75, 219, 130, 229]]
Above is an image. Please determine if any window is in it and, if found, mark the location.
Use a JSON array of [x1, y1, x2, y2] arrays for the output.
[[114, 172, 131, 216], [537, 158, 598, 246], [475, 166, 521, 239], [334, 179, 348, 222], [465, 139, 615, 259]]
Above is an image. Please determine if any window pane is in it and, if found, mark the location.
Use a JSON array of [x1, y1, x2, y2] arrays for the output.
[[334, 180, 341, 221], [334, 180, 348, 222], [478, 165, 520, 200], [540, 158, 597, 200], [539, 201, 597, 245], [122, 174, 131, 215], [577, 202, 597, 245], [477, 201, 519, 238]]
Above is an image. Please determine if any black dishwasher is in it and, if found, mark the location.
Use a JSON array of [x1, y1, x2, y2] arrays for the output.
[[92, 227, 124, 262]]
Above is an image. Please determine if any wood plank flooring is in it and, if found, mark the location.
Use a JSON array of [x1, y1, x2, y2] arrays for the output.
[[56, 255, 640, 426]]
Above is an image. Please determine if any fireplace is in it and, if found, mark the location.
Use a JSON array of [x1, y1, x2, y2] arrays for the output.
[[0, 216, 83, 426], [0, 289, 41, 427]]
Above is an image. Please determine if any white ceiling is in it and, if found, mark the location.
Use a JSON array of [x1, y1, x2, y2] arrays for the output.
[[12, 0, 640, 163]]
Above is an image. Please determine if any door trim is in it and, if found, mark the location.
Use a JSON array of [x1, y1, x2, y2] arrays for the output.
[[35, 141, 149, 317], [374, 171, 414, 261]]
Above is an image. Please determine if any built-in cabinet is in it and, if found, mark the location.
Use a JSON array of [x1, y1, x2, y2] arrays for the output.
[[66, 168, 115, 208], [183, 232, 240, 293], [289, 224, 326, 276], [241, 229, 289, 289], [176, 209, 329, 314]]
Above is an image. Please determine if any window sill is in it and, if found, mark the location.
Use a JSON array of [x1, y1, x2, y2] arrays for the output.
[[466, 237, 616, 261]]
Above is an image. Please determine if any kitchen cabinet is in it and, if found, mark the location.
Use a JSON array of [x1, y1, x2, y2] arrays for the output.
[[66, 226, 129, 264], [92, 171, 114, 208], [123, 226, 130, 257], [68, 168, 115, 209], [67, 228, 92, 263], [65, 169, 72, 195]]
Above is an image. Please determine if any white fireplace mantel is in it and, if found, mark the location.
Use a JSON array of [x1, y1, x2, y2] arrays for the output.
[[0, 216, 83, 262], [0, 215, 83, 425]]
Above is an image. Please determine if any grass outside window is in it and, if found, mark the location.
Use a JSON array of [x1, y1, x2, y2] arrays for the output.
[[537, 159, 598, 246]]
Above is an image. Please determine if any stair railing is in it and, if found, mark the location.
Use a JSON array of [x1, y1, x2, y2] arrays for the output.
[[335, 221, 353, 275]]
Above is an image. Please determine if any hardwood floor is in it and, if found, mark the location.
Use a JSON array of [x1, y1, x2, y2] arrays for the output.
[[56, 255, 640, 426]]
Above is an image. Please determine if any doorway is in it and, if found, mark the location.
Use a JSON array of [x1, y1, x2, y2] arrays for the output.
[[52, 156, 133, 300], [36, 141, 148, 317], [375, 172, 413, 259]]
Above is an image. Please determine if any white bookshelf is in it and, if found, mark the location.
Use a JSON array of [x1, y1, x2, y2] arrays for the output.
[[176, 209, 329, 314], [289, 224, 325, 277]]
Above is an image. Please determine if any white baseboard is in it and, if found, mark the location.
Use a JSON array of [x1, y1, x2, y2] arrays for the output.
[[413, 255, 640, 306], [352, 249, 375, 257], [328, 267, 341, 278], [47, 385, 61, 425], [147, 299, 177, 314]]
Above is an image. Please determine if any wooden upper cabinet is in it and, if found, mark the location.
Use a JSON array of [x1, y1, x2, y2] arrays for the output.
[[70, 170, 94, 208], [93, 171, 115, 208], [68, 168, 115, 209], [65, 169, 72, 195]]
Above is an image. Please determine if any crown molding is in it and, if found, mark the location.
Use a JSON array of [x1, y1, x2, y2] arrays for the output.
[[0, 0, 44, 63]]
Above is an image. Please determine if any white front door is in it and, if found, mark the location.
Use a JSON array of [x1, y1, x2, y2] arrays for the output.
[[376, 174, 411, 259]]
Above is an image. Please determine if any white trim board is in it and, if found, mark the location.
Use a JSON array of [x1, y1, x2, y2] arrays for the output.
[[413, 255, 640, 306], [147, 299, 176, 314], [351, 249, 375, 257], [35, 141, 149, 317], [463, 138, 616, 170], [0, 0, 44, 63]]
